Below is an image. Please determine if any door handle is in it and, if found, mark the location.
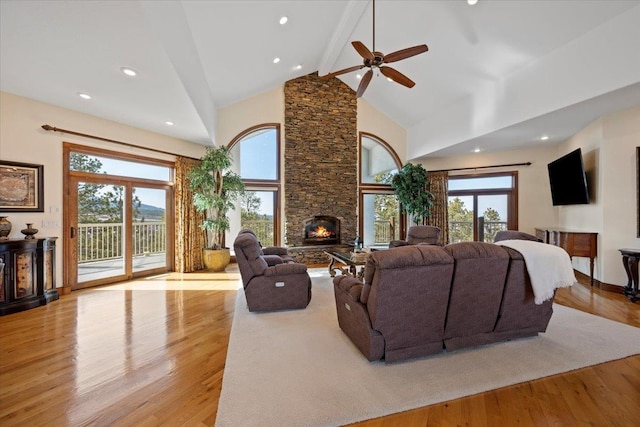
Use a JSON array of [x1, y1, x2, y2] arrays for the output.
[[70, 226, 76, 238]]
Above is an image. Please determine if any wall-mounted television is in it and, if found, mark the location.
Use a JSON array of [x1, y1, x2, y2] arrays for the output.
[[547, 148, 590, 206]]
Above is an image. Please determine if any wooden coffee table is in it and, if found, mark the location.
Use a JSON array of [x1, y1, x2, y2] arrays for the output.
[[324, 251, 366, 281]]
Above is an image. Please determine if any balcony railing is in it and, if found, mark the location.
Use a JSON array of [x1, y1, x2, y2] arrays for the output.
[[78, 222, 166, 263], [448, 220, 508, 243]]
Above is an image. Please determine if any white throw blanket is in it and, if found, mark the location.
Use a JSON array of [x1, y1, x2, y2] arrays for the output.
[[495, 239, 577, 304]]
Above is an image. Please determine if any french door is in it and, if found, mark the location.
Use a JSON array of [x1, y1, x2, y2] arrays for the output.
[[63, 143, 174, 290], [67, 177, 172, 289], [447, 172, 518, 243]]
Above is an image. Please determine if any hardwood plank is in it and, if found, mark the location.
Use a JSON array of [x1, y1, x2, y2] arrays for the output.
[[1, 267, 638, 426]]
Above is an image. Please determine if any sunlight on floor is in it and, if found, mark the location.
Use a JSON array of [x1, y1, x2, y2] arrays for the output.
[[93, 267, 243, 291]]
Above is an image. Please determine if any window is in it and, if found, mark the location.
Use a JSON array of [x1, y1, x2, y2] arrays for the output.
[[359, 133, 403, 247], [64, 144, 174, 289], [228, 124, 281, 247], [447, 172, 518, 243]]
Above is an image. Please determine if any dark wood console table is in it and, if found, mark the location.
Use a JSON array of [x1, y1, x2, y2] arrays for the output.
[[0, 237, 58, 315], [535, 228, 597, 286], [619, 248, 639, 303]]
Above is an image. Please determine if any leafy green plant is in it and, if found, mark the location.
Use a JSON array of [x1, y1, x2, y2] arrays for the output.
[[188, 146, 245, 249], [391, 163, 434, 225]]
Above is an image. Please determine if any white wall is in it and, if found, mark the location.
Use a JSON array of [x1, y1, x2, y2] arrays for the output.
[[357, 99, 407, 163], [0, 91, 206, 288], [557, 106, 640, 286], [216, 87, 285, 146], [420, 106, 639, 287], [420, 145, 558, 236]]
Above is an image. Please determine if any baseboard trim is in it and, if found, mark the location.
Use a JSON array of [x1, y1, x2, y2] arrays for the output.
[[573, 270, 624, 294]]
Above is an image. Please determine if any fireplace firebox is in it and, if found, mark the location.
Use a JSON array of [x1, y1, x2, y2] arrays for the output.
[[303, 216, 340, 245]]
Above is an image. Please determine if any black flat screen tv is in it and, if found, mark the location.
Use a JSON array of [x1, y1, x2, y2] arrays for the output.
[[547, 148, 590, 206]]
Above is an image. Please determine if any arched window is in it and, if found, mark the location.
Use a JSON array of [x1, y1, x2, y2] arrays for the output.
[[359, 132, 404, 247], [227, 124, 281, 247]]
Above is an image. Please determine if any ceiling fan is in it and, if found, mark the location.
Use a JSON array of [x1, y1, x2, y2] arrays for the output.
[[325, 0, 428, 98]]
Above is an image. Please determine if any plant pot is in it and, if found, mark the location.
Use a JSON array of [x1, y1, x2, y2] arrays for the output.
[[203, 248, 230, 272]]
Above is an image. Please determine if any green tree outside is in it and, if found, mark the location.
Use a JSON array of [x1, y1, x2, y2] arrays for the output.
[[448, 197, 473, 242]]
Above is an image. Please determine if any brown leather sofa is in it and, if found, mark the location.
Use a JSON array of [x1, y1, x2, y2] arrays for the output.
[[234, 230, 312, 312], [389, 225, 441, 247], [494, 230, 542, 242], [333, 241, 554, 362]]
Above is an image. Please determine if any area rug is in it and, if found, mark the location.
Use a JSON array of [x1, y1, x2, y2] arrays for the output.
[[215, 269, 640, 427]]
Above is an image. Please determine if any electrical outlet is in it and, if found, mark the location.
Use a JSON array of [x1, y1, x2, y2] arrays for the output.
[[275, 282, 285, 288]]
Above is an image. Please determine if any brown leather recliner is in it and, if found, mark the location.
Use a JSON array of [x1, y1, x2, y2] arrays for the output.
[[389, 225, 441, 248], [333, 240, 554, 363], [234, 230, 311, 312], [237, 229, 295, 264]]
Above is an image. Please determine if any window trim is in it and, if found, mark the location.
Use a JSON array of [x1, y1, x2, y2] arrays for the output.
[[62, 142, 175, 289], [447, 171, 519, 241], [358, 132, 405, 242], [228, 123, 281, 185], [227, 124, 282, 245]]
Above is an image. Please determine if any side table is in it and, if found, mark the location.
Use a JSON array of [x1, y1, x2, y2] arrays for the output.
[[619, 248, 640, 303]]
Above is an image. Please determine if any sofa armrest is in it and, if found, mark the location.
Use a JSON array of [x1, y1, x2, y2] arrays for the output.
[[262, 246, 289, 256], [263, 255, 284, 266], [389, 240, 408, 248], [264, 262, 308, 276], [333, 275, 363, 302]]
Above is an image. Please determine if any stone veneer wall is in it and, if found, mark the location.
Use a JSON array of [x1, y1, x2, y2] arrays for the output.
[[284, 72, 357, 263]]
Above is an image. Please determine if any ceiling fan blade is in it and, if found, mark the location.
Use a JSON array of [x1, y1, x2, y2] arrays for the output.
[[356, 69, 373, 98], [352, 41, 374, 60], [380, 66, 415, 88], [324, 65, 365, 79], [383, 44, 429, 64]]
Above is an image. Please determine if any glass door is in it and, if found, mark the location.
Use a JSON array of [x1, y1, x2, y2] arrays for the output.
[[64, 144, 174, 290], [477, 194, 509, 242], [72, 178, 127, 287], [132, 187, 168, 274], [448, 194, 511, 242], [448, 195, 474, 243], [447, 173, 517, 243]]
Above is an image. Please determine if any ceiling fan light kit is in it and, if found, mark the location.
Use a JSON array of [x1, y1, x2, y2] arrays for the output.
[[326, 0, 428, 97]]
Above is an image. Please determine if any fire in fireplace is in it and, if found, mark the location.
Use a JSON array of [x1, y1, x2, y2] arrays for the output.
[[303, 216, 340, 245]]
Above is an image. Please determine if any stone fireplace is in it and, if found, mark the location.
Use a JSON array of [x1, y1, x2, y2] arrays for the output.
[[303, 216, 340, 245], [284, 72, 358, 263]]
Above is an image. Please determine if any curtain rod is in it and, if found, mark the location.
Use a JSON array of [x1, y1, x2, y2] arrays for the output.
[[428, 161, 532, 173], [41, 124, 200, 160]]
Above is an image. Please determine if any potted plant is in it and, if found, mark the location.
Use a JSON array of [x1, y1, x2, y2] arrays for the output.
[[391, 163, 434, 225], [188, 145, 245, 271]]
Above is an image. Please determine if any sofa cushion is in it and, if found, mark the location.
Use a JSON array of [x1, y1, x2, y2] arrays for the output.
[[443, 242, 510, 342]]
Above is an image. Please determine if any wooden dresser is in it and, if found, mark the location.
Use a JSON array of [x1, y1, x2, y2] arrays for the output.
[[0, 237, 59, 315], [535, 228, 597, 286]]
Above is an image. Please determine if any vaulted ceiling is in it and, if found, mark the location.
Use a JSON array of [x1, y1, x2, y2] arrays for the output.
[[1, 1, 639, 160]]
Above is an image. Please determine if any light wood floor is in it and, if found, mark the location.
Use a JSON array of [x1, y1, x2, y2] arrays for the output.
[[0, 266, 638, 426]]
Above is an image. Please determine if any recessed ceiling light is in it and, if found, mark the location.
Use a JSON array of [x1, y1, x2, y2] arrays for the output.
[[78, 93, 91, 100], [387, 77, 393, 82], [467, 0, 478, 5], [279, 16, 288, 25], [295, 64, 302, 70], [165, 121, 174, 126], [473, 148, 481, 153], [356, 74, 362, 79], [273, 57, 280, 64], [120, 67, 137, 77], [540, 135, 550, 141]]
